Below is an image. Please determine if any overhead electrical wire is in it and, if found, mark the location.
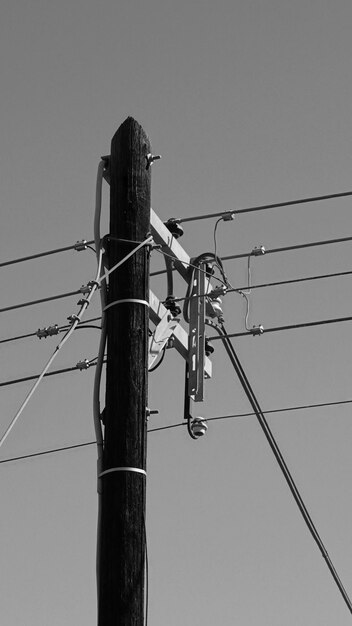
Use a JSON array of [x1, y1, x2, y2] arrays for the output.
[[0, 248, 104, 451], [0, 441, 97, 464], [207, 315, 352, 340], [0, 288, 88, 315], [3, 395, 352, 463], [1, 313, 352, 389], [210, 321, 352, 614], [148, 397, 352, 432], [0, 267, 351, 348], [0, 233, 152, 450], [0, 359, 106, 388], [178, 189, 352, 223], [0, 239, 95, 269], [150, 234, 352, 278], [222, 234, 352, 262], [0, 316, 103, 346]]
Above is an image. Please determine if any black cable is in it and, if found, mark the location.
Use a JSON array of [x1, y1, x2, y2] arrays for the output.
[[0, 316, 103, 346], [222, 234, 352, 262], [0, 441, 96, 464], [0, 240, 95, 268], [151, 235, 352, 278], [213, 322, 352, 614], [169, 269, 352, 304], [178, 190, 352, 223], [0, 359, 107, 388], [231, 269, 352, 293], [0, 289, 84, 315], [207, 315, 352, 340], [4, 394, 352, 461], [148, 397, 352, 432]]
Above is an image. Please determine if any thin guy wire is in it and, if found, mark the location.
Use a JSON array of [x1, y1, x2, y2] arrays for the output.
[[0, 240, 94, 268], [216, 322, 352, 614], [178, 190, 352, 223]]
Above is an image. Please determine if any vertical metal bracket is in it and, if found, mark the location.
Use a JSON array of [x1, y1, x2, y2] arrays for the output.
[[188, 263, 206, 402]]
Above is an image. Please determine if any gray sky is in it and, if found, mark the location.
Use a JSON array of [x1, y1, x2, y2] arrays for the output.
[[1, 0, 352, 624]]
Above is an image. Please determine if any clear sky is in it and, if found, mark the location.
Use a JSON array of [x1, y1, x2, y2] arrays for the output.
[[1, 0, 352, 624]]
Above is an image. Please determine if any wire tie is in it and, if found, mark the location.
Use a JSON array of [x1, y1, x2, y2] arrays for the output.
[[104, 298, 149, 311], [99, 467, 146, 478]]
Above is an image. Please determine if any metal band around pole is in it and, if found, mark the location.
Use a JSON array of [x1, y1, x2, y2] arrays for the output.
[[99, 467, 147, 478], [104, 298, 149, 311]]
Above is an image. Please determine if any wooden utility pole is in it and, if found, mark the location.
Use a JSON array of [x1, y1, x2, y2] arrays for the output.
[[98, 117, 151, 626]]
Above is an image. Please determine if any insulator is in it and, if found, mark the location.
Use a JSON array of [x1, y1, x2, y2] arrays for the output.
[[36, 324, 59, 339], [164, 218, 184, 239], [222, 211, 235, 221], [76, 359, 90, 370], [206, 297, 224, 320], [190, 417, 208, 438], [205, 262, 215, 277], [250, 324, 264, 336], [208, 285, 227, 299], [67, 314, 80, 323], [164, 295, 181, 317], [74, 240, 88, 251], [79, 283, 92, 294], [205, 338, 215, 356], [251, 245, 266, 256]]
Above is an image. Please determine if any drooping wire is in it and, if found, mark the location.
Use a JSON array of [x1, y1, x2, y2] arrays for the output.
[[210, 321, 352, 615], [4, 394, 352, 462]]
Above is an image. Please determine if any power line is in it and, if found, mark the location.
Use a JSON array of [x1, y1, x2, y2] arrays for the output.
[[0, 316, 103, 346], [0, 361, 104, 388], [0, 288, 85, 315], [172, 269, 352, 303], [0, 240, 95, 269], [207, 315, 352, 340], [3, 396, 352, 462], [222, 234, 352, 262], [0, 441, 96, 464], [178, 190, 352, 223], [148, 398, 352, 432], [150, 235, 352, 278], [213, 322, 352, 614]]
